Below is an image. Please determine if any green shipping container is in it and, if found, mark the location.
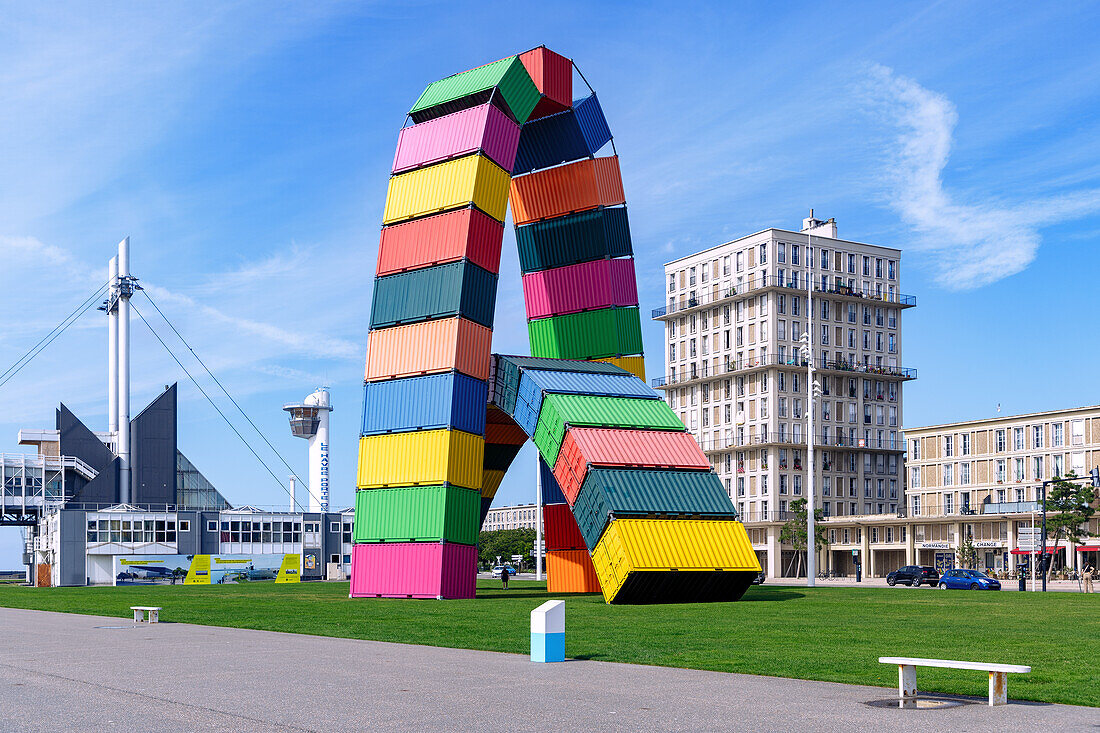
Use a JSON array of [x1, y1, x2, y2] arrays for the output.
[[571, 469, 738, 551], [370, 260, 497, 330], [354, 485, 481, 545], [527, 307, 643, 360], [515, 207, 633, 273], [491, 355, 520, 414], [532, 393, 683, 466], [410, 56, 541, 125]]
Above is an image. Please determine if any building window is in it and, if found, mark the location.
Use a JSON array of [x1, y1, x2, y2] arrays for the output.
[[996, 430, 1006, 452], [1052, 423, 1064, 447], [207, 520, 217, 532], [179, 520, 190, 532], [330, 522, 340, 533]]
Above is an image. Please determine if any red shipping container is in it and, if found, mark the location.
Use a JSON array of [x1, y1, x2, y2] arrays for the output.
[[553, 427, 709, 504], [546, 549, 601, 593], [543, 503, 585, 550], [509, 156, 625, 226], [376, 208, 504, 277], [521, 257, 639, 319], [350, 542, 476, 599], [485, 421, 529, 445], [392, 102, 521, 174], [519, 47, 573, 120]]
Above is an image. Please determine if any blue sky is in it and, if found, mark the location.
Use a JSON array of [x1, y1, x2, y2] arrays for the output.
[[2, 1, 1099, 565]]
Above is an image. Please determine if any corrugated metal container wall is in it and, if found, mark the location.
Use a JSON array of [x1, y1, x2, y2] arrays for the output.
[[518, 47, 572, 118], [357, 429, 484, 490], [593, 355, 645, 381], [543, 503, 585, 550], [571, 469, 738, 551], [365, 318, 492, 382], [350, 542, 476, 599], [393, 103, 520, 174], [591, 519, 760, 603], [360, 372, 487, 436], [409, 55, 540, 125], [553, 427, 706, 503], [370, 260, 497, 330], [510, 384, 541, 436], [521, 257, 639, 319], [497, 355, 628, 375], [520, 369, 657, 404], [533, 394, 683, 466], [485, 421, 528, 446], [480, 469, 505, 499], [515, 207, 632, 273], [546, 549, 601, 593], [539, 457, 567, 504], [376, 208, 504, 277], [509, 156, 625, 226], [354, 485, 481, 545], [512, 94, 612, 175], [527, 307, 644, 360], [383, 155, 511, 224], [490, 357, 520, 414]]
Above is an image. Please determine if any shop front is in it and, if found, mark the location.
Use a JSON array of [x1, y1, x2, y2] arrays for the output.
[[917, 542, 954, 572], [974, 540, 1008, 574]]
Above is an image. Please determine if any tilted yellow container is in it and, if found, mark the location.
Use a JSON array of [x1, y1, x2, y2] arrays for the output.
[[357, 429, 484, 491], [593, 355, 646, 381], [383, 154, 511, 225], [480, 469, 506, 499], [591, 518, 761, 604]]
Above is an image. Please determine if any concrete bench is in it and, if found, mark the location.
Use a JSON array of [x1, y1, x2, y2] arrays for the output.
[[879, 656, 1030, 707], [131, 606, 162, 624]]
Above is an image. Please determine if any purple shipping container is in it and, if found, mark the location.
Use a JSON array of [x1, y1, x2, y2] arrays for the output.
[[350, 542, 476, 599], [392, 103, 521, 174], [521, 257, 639, 319]]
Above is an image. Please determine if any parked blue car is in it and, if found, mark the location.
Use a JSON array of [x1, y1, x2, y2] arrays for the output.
[[937, 568, 1001, 590]]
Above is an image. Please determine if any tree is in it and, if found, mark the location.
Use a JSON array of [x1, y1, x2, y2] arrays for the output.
[[478, 528, 536, 569], [958, 530, 978, 570], [779, 498, 827, 577], [1041, 471, 1097, 583]]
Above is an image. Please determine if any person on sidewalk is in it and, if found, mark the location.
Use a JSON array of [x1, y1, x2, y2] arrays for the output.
[[500, 565, 509, 590], [1084, 564, 1094, 594]]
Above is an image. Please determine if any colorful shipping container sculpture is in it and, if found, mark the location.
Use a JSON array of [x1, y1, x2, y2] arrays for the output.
[[355, 47, 760, 603]]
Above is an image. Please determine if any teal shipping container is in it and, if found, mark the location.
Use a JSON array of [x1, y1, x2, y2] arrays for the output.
[[515, 207, 632, 273], [571, 469, 738, 551], [370, 259, 497, 330]]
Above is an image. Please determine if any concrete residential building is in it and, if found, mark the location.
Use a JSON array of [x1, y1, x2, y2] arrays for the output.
[[653, 214, 916, 578], [903, 405, 1100, 575], [482, 503, 539, 532]]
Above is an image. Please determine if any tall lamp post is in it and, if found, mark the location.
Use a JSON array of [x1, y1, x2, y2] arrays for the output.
[[803, 229, 817, 587]]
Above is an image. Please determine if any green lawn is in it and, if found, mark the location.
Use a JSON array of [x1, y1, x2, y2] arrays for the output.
[[1, 580, 1096, 707]]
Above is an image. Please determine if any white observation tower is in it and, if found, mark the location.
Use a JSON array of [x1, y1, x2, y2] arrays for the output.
[[283, 388, 332, 512]]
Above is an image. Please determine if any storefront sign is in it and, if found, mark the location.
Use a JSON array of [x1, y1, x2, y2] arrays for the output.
[[974, 541, 1002, 548], [919, 542, 950, 549]]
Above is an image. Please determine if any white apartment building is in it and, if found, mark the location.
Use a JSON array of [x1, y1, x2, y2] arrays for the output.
[[654, 214, 916, 578], [483, 503, 539, 532]]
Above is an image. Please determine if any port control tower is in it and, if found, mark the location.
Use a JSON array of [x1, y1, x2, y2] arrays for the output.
[[283, 388, 332, 512]]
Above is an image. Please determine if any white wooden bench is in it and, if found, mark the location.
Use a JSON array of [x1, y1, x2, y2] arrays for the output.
[[879, 656, 1030, 707], [131, 606, 162, 624]]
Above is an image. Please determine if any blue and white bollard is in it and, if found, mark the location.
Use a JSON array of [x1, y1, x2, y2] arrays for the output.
[[530, 600, 565, 663]]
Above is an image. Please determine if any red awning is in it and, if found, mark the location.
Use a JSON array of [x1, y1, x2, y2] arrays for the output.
[[1011, 547, 1063, 555], [1077, 545, 1100, 552]]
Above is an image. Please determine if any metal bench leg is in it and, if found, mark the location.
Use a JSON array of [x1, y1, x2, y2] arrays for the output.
[[988, 671, 1007, 706], [898, 664, 917, 709], [149, 609, 158, 624], [134, 609, 143, 623]]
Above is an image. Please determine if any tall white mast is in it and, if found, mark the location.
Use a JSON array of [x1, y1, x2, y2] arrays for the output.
[[107, 256, 119, 436], [804, 222, 817, 587], [117, 237, 132, 504]]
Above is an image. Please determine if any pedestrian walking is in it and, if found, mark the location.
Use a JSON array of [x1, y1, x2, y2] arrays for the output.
[[1084, 564, 1094, 594], [500, 565, 509, 590]]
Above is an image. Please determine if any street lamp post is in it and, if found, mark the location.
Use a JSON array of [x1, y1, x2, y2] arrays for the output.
[[803, 229, 816, 587]]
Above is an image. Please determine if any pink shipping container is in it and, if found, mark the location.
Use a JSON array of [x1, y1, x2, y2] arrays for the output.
[[392, 103, 521, 174], [376, 208, 504, 276], [521, 257, 639, 319], [350, 542, 476, 599]]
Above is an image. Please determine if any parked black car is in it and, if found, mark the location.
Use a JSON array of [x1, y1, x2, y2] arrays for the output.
[[751, 571, 766, 585], [886, 565, 939, 587]]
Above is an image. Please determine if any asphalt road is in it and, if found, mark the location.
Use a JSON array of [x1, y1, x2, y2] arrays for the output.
[[1, 607, 1095, 732]]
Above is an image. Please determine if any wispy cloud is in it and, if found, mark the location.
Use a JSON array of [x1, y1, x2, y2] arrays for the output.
[[866, 64, 1100, 289]]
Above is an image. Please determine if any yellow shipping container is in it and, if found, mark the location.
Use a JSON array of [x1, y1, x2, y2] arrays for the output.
[[383, 154, 511, 225], [593, 355, 646, 381], [591, 518, 760, 603], [357, 429, 484, 491], [480, 469, 506, 499]]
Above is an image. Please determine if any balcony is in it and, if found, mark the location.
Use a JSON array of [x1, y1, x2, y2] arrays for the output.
[[651, 354, 916, 389], [653, 275, 917, 319], [696, 432, 903, 454]]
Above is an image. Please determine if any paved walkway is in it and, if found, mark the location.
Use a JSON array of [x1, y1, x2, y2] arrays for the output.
[[0, 607, 1093, 732]]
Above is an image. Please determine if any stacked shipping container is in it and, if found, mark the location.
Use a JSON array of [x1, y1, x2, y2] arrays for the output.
[[355, 46, 760, 604]]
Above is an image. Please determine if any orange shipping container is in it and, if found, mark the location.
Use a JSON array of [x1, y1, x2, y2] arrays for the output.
[[553, 428, 709, 504], [509, 156, 625, 226], [485, 421, 529, 445], [365, 318, 492, 382], [547, 549, 601, 594]]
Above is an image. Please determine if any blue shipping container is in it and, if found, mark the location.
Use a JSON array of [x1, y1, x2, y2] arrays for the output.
[[539, 457, 567, 505], [521, 369, 659, 399], [361, 372, 487, 436], [512, 94, 613, 175]]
